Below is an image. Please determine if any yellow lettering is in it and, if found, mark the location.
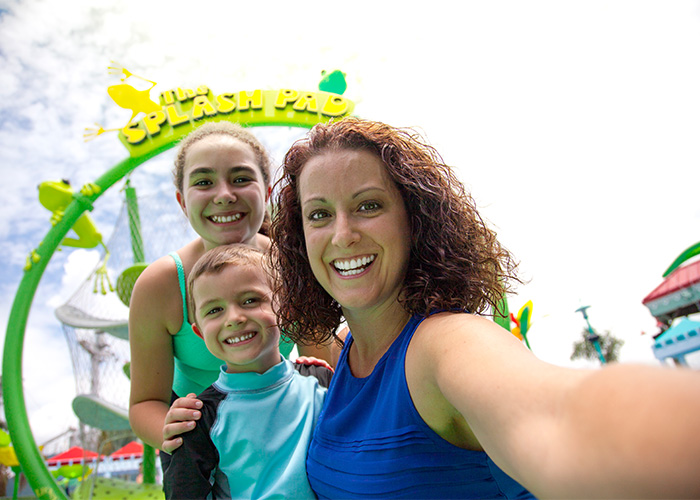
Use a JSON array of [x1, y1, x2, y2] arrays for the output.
[[293, 92, 319, 113], [238, 90, 263, 111], [275, 89, 299, 109], [216, 93, 236, 114], [161, 90, 175, 105], [175, 88, 197, 101], [118, 86, 354, 158], [192, 96, 217, 120], [321, 95, 350, 117], [143, 111, 166, 135], [122, 123, 147, 144], [165, 104, 190, 126]]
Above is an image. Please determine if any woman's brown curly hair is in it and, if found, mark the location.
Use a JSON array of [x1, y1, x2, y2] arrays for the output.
[[270, 117, 519, 346]]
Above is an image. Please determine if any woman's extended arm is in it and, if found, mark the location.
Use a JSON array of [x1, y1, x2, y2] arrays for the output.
[[411, 312, 700, 499]]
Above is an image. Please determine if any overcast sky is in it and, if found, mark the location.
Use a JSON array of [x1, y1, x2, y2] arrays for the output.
[[2, 0, 700, 453]]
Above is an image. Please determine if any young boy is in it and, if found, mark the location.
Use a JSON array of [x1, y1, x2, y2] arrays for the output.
[[163, 244, 332, 500]]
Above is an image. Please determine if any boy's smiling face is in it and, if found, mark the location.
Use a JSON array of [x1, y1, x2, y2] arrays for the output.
[[192, 263, 280, 374]]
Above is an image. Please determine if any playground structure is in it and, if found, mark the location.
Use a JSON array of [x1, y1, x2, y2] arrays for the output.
[[643, 241, 700, 366], [58, 180, 195, 439], [3, 70, 356, 500]]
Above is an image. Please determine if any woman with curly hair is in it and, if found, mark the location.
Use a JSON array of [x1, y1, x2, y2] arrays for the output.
[[270, 117, 700, 499]]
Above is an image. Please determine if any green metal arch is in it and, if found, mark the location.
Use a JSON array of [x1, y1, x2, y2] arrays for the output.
[[3, 146, 164, 500]]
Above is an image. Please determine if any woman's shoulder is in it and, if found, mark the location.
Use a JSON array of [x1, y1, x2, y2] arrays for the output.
[[407, 312, 535, 401], [419, 311, 493, 333], [413, 311, 520, 356]]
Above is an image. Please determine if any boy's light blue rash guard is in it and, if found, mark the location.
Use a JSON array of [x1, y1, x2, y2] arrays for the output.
[[165, 358, 331, 499], [306, 314, 535, 499]]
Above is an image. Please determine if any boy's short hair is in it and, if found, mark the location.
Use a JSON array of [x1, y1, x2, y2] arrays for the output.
[[187, 244, 270, 324]]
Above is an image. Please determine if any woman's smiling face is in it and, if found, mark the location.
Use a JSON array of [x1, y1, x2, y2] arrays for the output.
[[298, 148, 411, 315]]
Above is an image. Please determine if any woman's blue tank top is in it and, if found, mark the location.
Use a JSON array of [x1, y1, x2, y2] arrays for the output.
[[306, 314, 534, 499]]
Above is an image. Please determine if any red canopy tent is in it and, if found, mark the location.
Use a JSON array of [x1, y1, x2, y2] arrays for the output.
[[109, 441, 157, 460], [46, 446, 101, 466]]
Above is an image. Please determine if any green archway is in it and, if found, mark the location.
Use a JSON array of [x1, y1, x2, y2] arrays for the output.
[[3, 87, 354, 500]]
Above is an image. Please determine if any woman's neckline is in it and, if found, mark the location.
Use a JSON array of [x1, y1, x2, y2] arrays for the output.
[[345, 314, 416, 379]]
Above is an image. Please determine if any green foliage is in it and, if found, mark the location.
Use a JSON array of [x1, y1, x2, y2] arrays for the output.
[[571, 328, 625, 363]]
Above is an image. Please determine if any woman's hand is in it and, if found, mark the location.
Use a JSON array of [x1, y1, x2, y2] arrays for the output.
[[295, 356, 334, 372], [162, 393, 202, 453]]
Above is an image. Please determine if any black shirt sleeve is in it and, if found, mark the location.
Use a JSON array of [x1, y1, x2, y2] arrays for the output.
[[293, 362, 334, 388], [164, 387, 223, 500]]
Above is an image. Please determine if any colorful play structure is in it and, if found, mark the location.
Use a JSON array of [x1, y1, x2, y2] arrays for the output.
[[2, 67, 355, 500], [643, 241, 700, 366], [494, 299, 534, 349]]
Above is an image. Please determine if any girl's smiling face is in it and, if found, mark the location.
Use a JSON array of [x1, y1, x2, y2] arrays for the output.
[[298, 148, 411, 315], [177, 135, 269, 251]]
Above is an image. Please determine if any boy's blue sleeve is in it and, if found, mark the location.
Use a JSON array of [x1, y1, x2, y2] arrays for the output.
[[164, 392, 221, 500]]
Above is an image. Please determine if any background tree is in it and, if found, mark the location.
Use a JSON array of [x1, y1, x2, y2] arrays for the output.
[[571, 328, 624, 363]]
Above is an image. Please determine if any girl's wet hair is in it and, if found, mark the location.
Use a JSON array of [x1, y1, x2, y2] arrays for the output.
[[173, 121, 273, 235], [270, 117, 520, 346]]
